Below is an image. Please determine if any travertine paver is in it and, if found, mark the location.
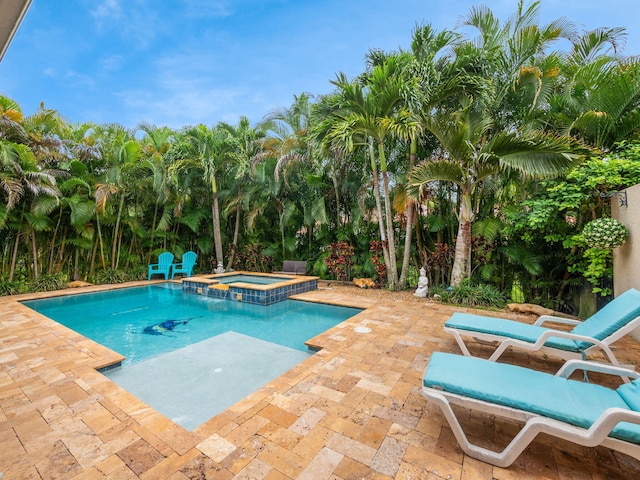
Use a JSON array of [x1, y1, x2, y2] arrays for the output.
[[1, 280, 640, 479]]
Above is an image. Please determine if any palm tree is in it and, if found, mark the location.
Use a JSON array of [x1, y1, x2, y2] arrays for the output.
[[260, 94, 326, 261], [137, 123, 175, 257], [173, 125, 232, 272], [217, 117, 266, 269], [94, 124, 142, 269], [1, 96, 63, 280], [546, 28, 640, 149], [322, 55, 418, 289], [455, 0, 575, 130], [408, 104, 587, 285]]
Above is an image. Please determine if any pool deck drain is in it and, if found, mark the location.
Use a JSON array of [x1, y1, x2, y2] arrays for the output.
[[2, 281, 640, 478]]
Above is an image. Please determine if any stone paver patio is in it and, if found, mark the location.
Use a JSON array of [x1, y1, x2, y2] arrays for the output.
[[1, 280, 640, 479]]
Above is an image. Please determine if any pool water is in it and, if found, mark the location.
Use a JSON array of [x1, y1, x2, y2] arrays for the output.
[[23, 284, 361, 366], [217, 274, 292, 285]]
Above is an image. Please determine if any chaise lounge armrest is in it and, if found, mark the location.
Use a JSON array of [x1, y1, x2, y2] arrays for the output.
[[534, 314, 582, 326], [556, 359, 640, 380]]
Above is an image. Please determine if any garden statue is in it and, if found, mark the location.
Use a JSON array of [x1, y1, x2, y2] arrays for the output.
[[414, 267, 429, 297], [215, 262, 225, 274]]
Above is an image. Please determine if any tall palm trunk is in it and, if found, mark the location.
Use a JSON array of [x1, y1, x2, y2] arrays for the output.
[[96, 213, 106, 269], [111, 192, 126, 269], [378, 143, 398, 289], [211, 175, 224, 271], [9, 230, 21, 282], [31, 231, 39, 280], [398, 139, 417, 288], [226, 203, 241, 270], [89, 235, 98, 278], [48, 210, 62, 274], [369, 139, 392, 278], [148, 203, 159, 259], [450, 187, 473, 286]]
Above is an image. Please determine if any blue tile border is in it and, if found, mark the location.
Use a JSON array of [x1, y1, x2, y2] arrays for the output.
[[182, 276, 318, 305]]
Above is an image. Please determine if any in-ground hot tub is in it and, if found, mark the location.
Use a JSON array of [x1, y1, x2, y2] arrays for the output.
[[181, 271, 318, 305]]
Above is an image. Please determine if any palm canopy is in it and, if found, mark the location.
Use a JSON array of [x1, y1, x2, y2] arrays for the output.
[[408, 104, 589, 285], [410, 105, 586, 189]]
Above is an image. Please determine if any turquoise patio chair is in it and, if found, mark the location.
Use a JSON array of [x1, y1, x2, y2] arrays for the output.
[[422, 352, 640, 467], [171, 251, 197, 279], [148, 252, 174, 280], [444, 288, 640, 367]]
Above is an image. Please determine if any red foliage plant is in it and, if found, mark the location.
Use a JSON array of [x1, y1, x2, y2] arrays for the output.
[[369, 240, 387, 287], [325, 241, 355, 281]]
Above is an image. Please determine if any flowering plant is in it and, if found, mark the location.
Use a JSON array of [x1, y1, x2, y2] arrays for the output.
[[582, 218, 628, 249]]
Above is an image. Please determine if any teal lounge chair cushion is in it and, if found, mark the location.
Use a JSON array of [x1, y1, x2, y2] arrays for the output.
[[618, 381, 640, 411], [423, 352, 640, 444], [446, 289, 640, 353], [445, 313, 582, 352], [570, 288, 640, 344]]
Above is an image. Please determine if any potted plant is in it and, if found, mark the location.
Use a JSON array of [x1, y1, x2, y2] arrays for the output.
[[582, 217, 629, 249]]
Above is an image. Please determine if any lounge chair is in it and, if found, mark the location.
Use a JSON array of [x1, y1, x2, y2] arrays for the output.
[[444, 288, 640, 367], [275, 260, 307, 275], [171, 251, 197, 279], [422, 352, 640, 467], [147, 252, 174, 280]]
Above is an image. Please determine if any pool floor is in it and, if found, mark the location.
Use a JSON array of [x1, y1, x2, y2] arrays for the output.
[[105, 332, 311, 430]]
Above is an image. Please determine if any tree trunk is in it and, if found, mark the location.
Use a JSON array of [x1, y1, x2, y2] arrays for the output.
[[96, 213, 106, 269], [71, 248, 80, 281], [89, 235, 98, 278], [73, 249, 79, 281], [226, 204, 241, 270], [378, 143, 398, 289], [48, 210, 62, 275], [211, 175, 224, 272], [8, 230, 20, 282], [398, 139, 417, 288], [31, 231, 39, 280], [148, 202, 159, 259], [55, 230, 67, 274], [111, 192, 126, 269], [368, 138, 392, 282], [450, 188, 473, 286]]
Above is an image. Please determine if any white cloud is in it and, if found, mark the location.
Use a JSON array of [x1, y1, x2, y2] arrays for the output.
[[99, 54, 124, 72], [91, 0, 122, 22], [65, 70, 96, 89], [182, 0, 234, 18]]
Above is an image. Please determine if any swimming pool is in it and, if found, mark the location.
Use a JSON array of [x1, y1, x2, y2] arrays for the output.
[[22, 284, 362, 429], [22, 284, 361, 366]]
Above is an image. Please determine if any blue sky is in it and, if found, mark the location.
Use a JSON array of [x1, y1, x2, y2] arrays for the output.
[[1, 0, 639, 129]]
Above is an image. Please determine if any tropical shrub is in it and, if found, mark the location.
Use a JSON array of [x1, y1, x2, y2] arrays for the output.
[[0, 278, 29, 296], [234, 244, 274, 273], [433, 279, 506, 309], [94, 269, 128, 285], [127, 265, 148, 281], [29, 274, 68, 292]]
